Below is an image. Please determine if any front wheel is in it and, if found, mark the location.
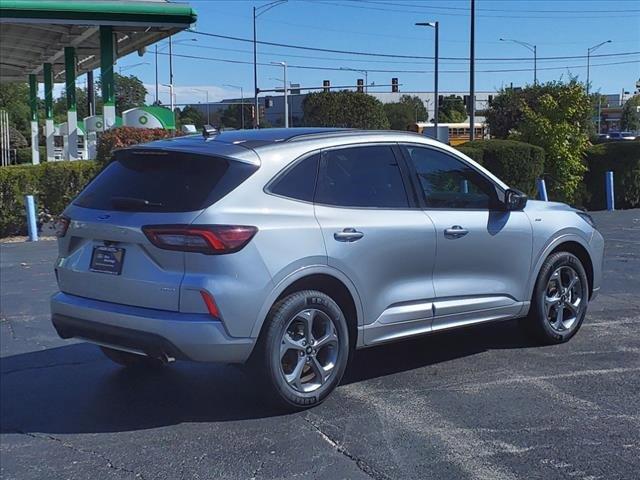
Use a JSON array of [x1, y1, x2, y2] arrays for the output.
[[523, 251, 589, 344], [259, 290, 350, 410]]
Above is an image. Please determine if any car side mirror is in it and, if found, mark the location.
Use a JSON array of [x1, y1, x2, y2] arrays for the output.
[[504, 189, 528, 211]]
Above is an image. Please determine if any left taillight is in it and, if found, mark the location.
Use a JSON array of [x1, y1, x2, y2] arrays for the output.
[[53, 215, 70, 238], [142, 225, 258, 255]]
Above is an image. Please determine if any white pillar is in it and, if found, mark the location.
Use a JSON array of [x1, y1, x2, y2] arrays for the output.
[[30, 120, 40, 165], [45, 119, 55, 161], [67, 110, 78, 160]]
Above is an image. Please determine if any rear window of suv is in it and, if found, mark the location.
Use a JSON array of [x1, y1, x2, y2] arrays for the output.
[[74, 150, 258, 212]]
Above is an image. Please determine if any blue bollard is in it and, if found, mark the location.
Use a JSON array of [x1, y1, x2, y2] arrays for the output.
[[536, 177, 548, 201], [605, 171, 615, 211], [25, 195, 38, 242]]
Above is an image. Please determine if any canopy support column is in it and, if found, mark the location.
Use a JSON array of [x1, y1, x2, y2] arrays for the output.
[[65, 46, 78, 160], [100, 26, 116, 130], [43, 63, 55, 161], [28, 74, 40, 164]]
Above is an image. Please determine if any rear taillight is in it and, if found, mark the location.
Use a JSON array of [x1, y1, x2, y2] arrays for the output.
[[142, 225, 257, 254], [53, 215, 70, 238]]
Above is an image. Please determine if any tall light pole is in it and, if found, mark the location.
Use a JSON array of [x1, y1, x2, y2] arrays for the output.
[[587, 40, 612, 95], [118, 62, 149, 75], [500, 38, 537, 84], [271, 62, 288, 128], [192, 88, 210, 124], [415, 21, 439, 137], [340, 67, 369, 92], [153, 38, 197, 106], [253, 0, 288, 129], [469, 0, 476, 141], [224, 84, 245, 129]]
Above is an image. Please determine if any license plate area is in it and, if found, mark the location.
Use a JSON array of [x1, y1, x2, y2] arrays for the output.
[[90, 246, 125, 275]]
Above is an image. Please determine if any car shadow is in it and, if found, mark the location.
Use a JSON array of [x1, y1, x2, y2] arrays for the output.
[[1, 320, 536, 435]]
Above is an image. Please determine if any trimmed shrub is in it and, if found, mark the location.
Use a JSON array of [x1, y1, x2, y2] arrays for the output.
[[583, 141, 640, 210], [0, 161, 102, 236], [96, 127, 174, 164], [456, 139, 545, 196]]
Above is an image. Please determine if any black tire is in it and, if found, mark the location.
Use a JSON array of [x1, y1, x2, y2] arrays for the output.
[[522, 251, 589, 344], [100, 346, 165, 369], [258, 290, 350, 410]]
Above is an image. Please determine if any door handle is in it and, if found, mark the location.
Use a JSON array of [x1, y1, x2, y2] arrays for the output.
[[334, 228, 364, 242], [444, 225, 469, 238]]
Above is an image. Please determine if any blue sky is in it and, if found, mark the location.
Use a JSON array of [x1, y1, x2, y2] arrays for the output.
[[113, 0, 640, 105]]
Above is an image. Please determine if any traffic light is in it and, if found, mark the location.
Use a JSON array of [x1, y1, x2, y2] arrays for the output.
[[323, 80, 330, 92], [265, 96, 274, 109], [357, 78, 364, 93], [392, 78, 399, 92]]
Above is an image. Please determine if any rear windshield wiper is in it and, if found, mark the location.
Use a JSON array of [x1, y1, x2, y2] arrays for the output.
[[111, 196, 164, 210]]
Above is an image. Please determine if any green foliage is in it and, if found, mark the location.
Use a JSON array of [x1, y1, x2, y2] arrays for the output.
[[15, 147, 47, 164], [438, 95, 467, 123], [302, 91, 390, 129], [0, 161, 102, 236], [456, 139, 545, 196], [96, 127, 173, 164], [219, 104, 251, 129], [0, 82, 31, 143], [583, 141, 640, 210], [383, 95, 428, 130], [621, 94, 640, 132], [488, 80, 591, 202], [177, 105, 206, 129]]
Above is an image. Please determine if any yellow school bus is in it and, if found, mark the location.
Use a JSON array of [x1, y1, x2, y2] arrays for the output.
[[408, 122, 487, 145]]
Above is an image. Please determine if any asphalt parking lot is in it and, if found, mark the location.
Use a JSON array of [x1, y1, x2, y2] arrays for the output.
[[1, 209, 639, 480]]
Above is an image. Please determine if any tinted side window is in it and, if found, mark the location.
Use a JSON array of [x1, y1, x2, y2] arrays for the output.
[[316, 146, 409, 208], [270, 153, 319, 202], [403, 146, 499, 209]]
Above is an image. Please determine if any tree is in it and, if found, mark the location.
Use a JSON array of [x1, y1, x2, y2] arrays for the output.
[[438, 95, 467, 123], [383, 95, 428, 130], [97, 73, 147, 115], [178, 105, 205, 129], [505, 80, 591, 203], [302, 91, 390, 129], [0, 82, 30, 142], [621, 94, 640, 132]]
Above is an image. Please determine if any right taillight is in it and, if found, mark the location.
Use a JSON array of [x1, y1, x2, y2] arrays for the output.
[[142, 225, 258, 255], [53, 215, 70, 238]]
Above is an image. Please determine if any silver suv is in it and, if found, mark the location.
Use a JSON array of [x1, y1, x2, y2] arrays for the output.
[[51, 128, 604, 409]]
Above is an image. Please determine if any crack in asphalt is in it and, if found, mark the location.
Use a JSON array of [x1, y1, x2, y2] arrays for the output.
[[11, 430, 146, 479], [303, 416, 391, 480], [1, 359, 101, 376]]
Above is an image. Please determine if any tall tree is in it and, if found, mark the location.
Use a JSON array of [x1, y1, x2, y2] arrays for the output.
[[621, 94, 640, 132], [302, 91, 389, 129], [383, 95, 428, 130], [0, 82, 30, 141], [178, 105, 205, 129], [438, 95, 467, 123], [97, 73, 147, 115]]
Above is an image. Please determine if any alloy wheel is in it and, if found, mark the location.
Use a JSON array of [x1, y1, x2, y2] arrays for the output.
[[544, 266, 583, 332]]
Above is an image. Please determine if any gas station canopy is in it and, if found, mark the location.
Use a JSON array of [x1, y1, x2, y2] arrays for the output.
[[0, 0, 197, 82]]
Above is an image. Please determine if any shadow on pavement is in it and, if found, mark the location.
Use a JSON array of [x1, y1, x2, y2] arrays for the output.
[[1, 319, 536, 435]]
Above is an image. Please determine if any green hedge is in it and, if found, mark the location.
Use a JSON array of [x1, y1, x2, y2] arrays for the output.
[[456, 139, 545, 196], [0, 161, 102, 236], [583, 141, 640, 210], [15, 147, 48, 164]]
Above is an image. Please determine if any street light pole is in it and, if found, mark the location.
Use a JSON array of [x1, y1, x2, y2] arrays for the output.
[[224, 84, 245, 129], [168, 36, 174, 115], [415, 21, 439, 137], [339, 67, 369, 92], [253, 1, 288, 129], [587, 40, 612, 95], [469, 0, 475, 141], [155, 45, 159, 104], [499, 38, 537, 84], [271, 62, 288, 128]]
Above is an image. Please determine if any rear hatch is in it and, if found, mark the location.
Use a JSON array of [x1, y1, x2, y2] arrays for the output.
[[56, 144, 259, 311]]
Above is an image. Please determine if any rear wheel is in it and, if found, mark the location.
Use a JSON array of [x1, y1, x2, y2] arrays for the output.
[[259, 290, 350, 410], [100, 346, 165, 369], [523, 251, 589, 344]]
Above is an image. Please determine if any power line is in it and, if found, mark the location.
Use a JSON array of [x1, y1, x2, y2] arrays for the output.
[[156, 50, 638, 75], [189, 29, 640, 62]]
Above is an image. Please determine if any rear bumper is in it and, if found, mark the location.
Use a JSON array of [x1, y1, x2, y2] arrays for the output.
[[50, 292, 255, 363]]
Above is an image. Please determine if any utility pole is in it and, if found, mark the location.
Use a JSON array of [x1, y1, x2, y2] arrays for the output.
[[271, 62, 288, 128], [253, 1, 288, 129], [587, 40, 611, 95], [469, 0, 476, 141], [155, 45, 159, 104], [168, 36, 174, 115], [415, 21, 439, 138]]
